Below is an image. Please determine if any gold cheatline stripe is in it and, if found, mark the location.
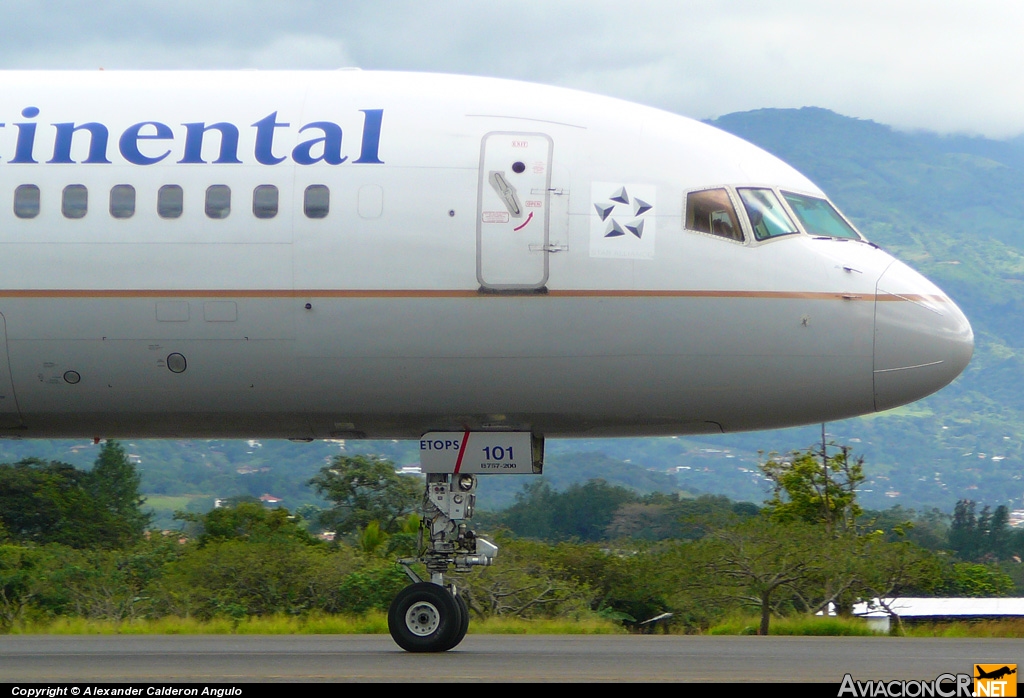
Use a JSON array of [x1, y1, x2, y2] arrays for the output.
[[0, 289, 946, 302], [0, 289, 945, 301]]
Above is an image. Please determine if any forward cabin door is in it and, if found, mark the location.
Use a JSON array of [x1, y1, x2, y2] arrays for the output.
[[476, 132, 552, 290], [0, 313, 23, 429]]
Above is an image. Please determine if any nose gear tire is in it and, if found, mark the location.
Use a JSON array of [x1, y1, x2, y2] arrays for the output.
[[442, 592, 470, 651], [388, 582, 463, 652]]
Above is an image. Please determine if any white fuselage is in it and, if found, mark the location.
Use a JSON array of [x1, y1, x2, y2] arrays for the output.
[[0, 71, 972, 439]]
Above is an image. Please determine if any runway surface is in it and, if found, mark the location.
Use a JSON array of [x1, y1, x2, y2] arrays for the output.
[[1, 635, 1020, 682]]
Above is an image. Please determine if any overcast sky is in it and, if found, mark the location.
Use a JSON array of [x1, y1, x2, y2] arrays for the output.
[[3, 1, 1021, 138]]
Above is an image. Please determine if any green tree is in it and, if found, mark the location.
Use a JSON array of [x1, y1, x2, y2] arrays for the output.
[[88, 440, 151, 546], [152, 539, 358, 619], [938, 562, 1014, 597], [385, 513, 421, 558], [697, 520, 833, 635], [605, 494, 760, 542], [949, 500, 979, 559], [308, 455, 420, 535], [498, 481, 558, 539], [577, 542, 678, 628], [0, 544, 65, 629], [498, 479, 638, 541], [336, 563, 410, 614], [760, 445, 864, 535], [0, 458, 132, 548], [679, 444, 946, 634], [175, 501, 316, 546], [989, 506, 1012, 560], [0, 445, 150, 549], [672, 494, 760, 540], [357, 520, 389, 556], [463, 536, 595, 620], [868, 506, 949, 551], [55, 536, 184, 621], [604, 502, 677, 540], [949, 500, 1012, 562]]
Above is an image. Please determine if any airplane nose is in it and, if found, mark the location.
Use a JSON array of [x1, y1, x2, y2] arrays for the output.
[[873, 260, 974, 411]]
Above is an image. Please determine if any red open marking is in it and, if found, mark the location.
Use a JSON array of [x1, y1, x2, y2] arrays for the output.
[[513, 211, 534, 231], [453, 430, 471, 474]]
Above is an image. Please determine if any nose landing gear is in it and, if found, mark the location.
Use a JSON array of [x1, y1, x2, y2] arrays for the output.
[[387, 431, 542, 652], [388, 472, 495, 652]]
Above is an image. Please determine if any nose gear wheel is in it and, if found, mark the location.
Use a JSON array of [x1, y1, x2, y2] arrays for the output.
[[388, 582, 463, 652], [405, 601, 441, 637]]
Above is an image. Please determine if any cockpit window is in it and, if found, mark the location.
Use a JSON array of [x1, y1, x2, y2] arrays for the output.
[[738, 188, 798, 241], [685, 188, 743, 242], [782, 192, 861, 240]]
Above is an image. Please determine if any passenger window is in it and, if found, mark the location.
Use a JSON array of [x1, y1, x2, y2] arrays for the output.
[[304, 184, 329, 219], [158, 185, 183, 219], [62, 185, 88, 219], [110, 185, 136, 219], [206, 185, 231, 219], [685, 188, 743, 242], [253, 185, 278, 219], [738, 188, 798, 241], [14, 184, 40, 219]]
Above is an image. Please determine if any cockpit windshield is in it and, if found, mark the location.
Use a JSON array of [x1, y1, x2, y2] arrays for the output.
[[782, 192, 862, 240], [685, 188, 744, 242], [737, 188, 798, 241]]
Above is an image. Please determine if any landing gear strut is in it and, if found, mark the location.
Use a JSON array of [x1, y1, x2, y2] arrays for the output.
[[387, 431, 542, 652], [389, 472, 495, 652]]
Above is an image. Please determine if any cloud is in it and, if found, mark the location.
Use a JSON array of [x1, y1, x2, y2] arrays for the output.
[[0, 35, 351, 71], [2, 0, 1024, 137]]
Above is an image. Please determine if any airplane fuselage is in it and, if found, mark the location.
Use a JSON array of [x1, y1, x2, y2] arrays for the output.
[[0, 71, 973, 439]]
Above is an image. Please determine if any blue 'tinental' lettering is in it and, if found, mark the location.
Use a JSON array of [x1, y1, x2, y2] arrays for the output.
[[2, 109, 385, 167]]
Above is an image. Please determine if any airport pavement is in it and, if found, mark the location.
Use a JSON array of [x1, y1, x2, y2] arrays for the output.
[[1, 634, 1019, 683]]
